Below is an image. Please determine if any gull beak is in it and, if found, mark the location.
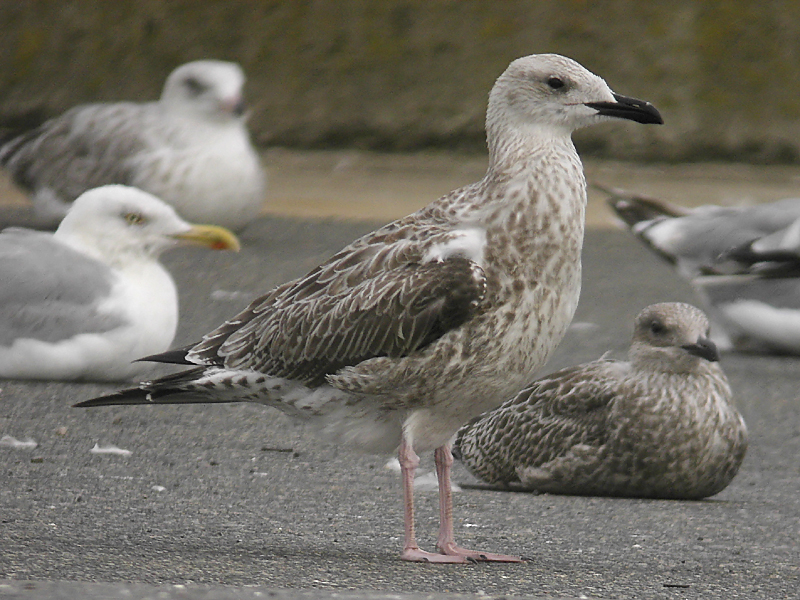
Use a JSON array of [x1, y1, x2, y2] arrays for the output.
[[585, 93, 663, 125], [221, 95, 246, 117], [172, 224, 241, 252], [681, 336, 720, 362]]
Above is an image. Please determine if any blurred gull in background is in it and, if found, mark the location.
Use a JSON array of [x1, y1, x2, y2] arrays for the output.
[[606, 187, 800, 354], [0, 60, 266, 231]]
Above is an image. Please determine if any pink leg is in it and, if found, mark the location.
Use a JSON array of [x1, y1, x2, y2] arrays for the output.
[[398, 436, 466, 563], [434, 444, 522, 562]]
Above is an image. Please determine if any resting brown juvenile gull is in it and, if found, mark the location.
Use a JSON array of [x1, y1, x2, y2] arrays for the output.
[[0, 60, 265, 230], [75, 54, 662, 562], [454, 303, 748, 499], [607, 189, 800, 354], [0, 185, 239, 381]]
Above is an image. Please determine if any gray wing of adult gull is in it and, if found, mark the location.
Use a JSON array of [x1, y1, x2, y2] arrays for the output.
[[0, 228, 125, 346], [605, 188, 800, 276], [0, 104, 146, 204], [606, 188, 800, 353]]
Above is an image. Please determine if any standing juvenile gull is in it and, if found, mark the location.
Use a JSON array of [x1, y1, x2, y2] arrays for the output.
[[607, 189, 800, 353], [0, 60, 266, 230], [0, 185, 239, 382], [454, 303, 748, 499], [75, 54, 662, 562]]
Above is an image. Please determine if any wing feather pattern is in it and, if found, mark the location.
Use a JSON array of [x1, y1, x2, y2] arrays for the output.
[[216, 257, 484, 385], [0, 103, 148, 201], [455, 361, 617, 485], [159, 219, 487, 385], [0, 229, 125, 345]]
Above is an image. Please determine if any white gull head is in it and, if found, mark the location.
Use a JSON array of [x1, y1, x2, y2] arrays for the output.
[[486, 54, 661, 156], [160, 60, 247, 122], [56, 185, 237, 264]]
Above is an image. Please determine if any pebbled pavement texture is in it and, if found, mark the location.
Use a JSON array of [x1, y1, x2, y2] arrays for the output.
[[1, 214, 798, 599]]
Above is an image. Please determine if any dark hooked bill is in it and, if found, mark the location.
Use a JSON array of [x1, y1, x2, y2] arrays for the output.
[[585, 93, 663, 125]]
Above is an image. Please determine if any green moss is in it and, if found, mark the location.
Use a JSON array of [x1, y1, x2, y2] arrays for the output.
[[7, 26, 45, 85]]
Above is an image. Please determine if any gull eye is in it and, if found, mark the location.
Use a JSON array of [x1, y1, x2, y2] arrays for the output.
[[184, 76, 206, 96], [649, 319, 666, 335], [124, 212, 146, 226], [546, 76, 566, 90]]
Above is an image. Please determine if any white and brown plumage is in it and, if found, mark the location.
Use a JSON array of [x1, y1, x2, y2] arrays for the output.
[[0, 60, 265, 230], [454, 303, 748, 499], [75, 54, 662, 562], [607, 189, 800, 353]]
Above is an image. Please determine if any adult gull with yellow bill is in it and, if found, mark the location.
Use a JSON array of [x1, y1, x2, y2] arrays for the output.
[[0, 185, 239, 381]]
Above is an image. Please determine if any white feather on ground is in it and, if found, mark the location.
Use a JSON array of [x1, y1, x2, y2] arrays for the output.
[[606, 189, 800, 353], [0, 185, 239, 382], [454, 303, 748, 499], [0, 435, 38, 450], [90, 443, 132, 456], [0, 60, 266, 231]]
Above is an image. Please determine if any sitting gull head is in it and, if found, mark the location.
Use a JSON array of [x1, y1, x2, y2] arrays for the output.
[[57, 184, 241, 263], [630, 302, 720, 373], [160, 60, 248, 121]]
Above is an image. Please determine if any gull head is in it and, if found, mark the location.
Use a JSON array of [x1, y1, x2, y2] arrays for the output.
[[630, 302, 720, 373], [56, 185, 240, 263], [487, 54, 662, 141], [161, 60, 248, 121]]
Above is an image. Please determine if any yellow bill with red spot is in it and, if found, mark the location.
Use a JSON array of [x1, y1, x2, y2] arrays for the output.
[[172, 224, 241, 252]]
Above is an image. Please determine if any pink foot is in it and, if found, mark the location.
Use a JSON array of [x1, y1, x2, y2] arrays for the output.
[[437, 541, 522, 563], [400, 547, 468, 563], [397, 440, 521, 564]]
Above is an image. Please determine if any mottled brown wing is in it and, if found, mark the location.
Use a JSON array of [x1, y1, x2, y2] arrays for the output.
[[0, 103, 147, 201], [454, 361, 617, 485], [190, 255, 485, 386]]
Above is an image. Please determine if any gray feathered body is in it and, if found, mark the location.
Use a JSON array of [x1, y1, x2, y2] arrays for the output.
[[0, 103, 147, 202], [454, 357, 748, 499]]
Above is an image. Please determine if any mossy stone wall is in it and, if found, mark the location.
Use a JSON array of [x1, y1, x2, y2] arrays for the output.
[[2, 1, 799, 161]]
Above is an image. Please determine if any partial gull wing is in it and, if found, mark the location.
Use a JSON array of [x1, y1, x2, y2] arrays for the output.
[[0, 104, 145, 203], [606, 188, 800, 353], [455, 361, 616, 485], [0, 228, 125, 346], [605, 189, 800, 275]]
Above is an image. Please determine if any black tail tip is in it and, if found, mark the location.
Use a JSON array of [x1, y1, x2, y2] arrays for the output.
[[73, 387, 150, 408]]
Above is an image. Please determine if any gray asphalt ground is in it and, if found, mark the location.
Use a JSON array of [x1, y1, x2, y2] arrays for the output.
[[1, 212, 798, 599]]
